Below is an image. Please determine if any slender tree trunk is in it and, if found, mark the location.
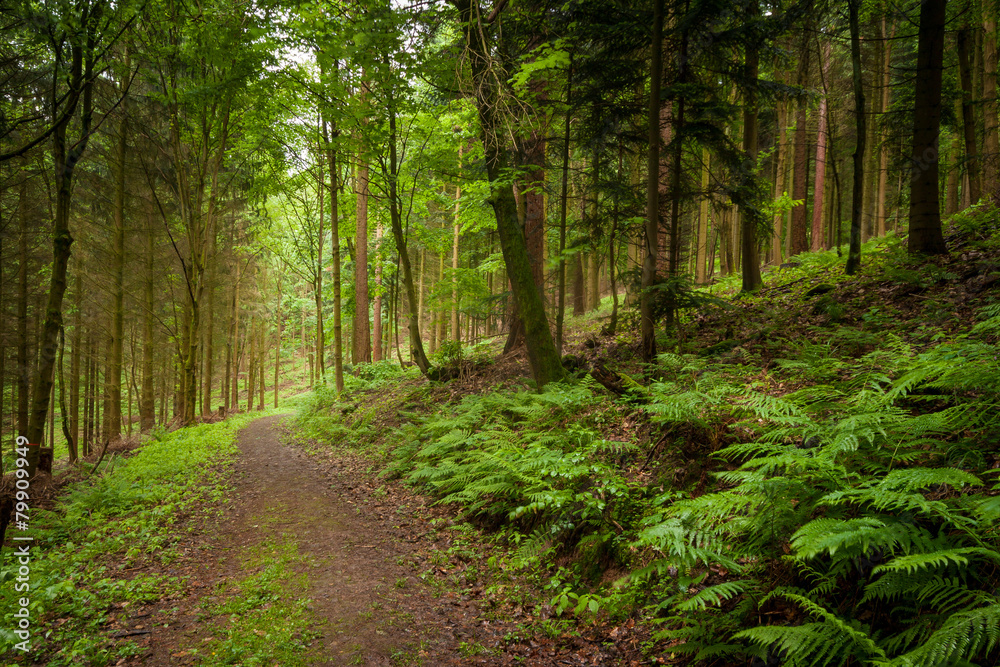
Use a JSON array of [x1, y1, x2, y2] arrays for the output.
[[696, 149, 710, 283], [740, 42, 763, 292], [908, 0, 949, 255], [231, 276, 240, 410], [641, 0, 664, 362], [811, 40, 830, 251], [354, 122, 372, 364], [876, 17, 895, 236], [70, 271, 81, 448], [17, 174, 28, 437], [385, 67, 432, 376], [105, 113, 127, 441], [555, 73, 571, 352], [451, 142, 463, 344], [573, 253, 585, 315], [790, 30, 812, 257], [983, 5, 1000, 199], [957, 25, 982, 205], [140, 220, 156, 429], [846, 0, 867, 274], [452, 0, 564, 386]]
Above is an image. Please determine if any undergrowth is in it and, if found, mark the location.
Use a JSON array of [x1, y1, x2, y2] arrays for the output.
[[293, 209, 1000, 665], [0, 410, 281, 665]]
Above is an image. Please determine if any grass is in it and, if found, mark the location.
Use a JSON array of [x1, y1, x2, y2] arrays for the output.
[[0, 408, 286, 665], [191, 538, 322, 667]]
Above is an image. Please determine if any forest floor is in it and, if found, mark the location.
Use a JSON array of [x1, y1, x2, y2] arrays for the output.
[[115, 414, 625, 667]]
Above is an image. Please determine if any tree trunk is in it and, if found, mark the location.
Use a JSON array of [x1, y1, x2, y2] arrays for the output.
[[452, 0, 565, 387], [957, 25, 982, 205], [696, 149, 710, 283], [740, 42, 763, 292], [354, 130, 372, 364], [451, 142, 463, 344], [555, 73, 571, 352], [983, 5, 1000, 200], [875, 17, 895, 236], [70, 272, 82, 450], [908, 0, 949, 255], [846, 0, 866, 274], [811, 40, 830, 251], [789, 30, 811, 257], [101, 113, 125, 441], [17, 173, 28, 437], [641, 0, 664, 363], [385, 70, 432, 376], [573, 253, 585, 315], [140, 219, 156, 429]]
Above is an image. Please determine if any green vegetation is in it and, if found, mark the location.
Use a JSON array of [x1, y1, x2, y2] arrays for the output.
[[194, 539, 322, 667], [294, 211, 1000, 665], [0, 411, 282, 665]]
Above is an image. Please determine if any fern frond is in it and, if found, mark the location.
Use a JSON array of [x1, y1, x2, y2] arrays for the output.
[[891, 603, 1000, 667], [676, 580, 756, 611]]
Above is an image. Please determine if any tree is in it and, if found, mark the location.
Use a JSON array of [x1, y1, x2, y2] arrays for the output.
[[449, 0, 565, 388], [908, 0, 948, 255]]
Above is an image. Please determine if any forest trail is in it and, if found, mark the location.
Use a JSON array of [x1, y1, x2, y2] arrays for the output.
[[136, 415, 487, 666]]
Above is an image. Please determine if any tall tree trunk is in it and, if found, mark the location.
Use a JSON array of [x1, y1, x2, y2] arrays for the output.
[[875, 17, 895, 236], [555, 74, 571, 352], [573, 253, 585, 315], [327, 130, 345, 393], [385, 64, 432, 376], [26, 59, 95, 474], [106, 114, 127, 441], [908, 0, 949, 255], [957, 24, 982, 205], [354, 110, 372, 364], [641, 0, 664, 363], [696, 149, 710, 283], [451, 141, 463, 344], [772, 74, 789, 263], [789, 30, 812, 257], [140, 219, 156, 429], [17, 173, 28, 437], [740, 41, 763, 292], [811, 40, 830, 251], [373, 219, 383, 361], [983, 5, 1000, 200], [202, 235, 217, 415], [231, 275, 240, 410], [70, 271, 82, 448], [451, 0, 565, 387], [846, 0, 867, 274]]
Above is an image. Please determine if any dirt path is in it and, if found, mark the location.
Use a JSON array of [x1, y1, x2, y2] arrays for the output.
[[130, 415, 485, 666], [119, 415, 626, 667]]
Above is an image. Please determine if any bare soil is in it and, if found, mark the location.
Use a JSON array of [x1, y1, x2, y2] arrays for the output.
[[112, 415, 632, 666]]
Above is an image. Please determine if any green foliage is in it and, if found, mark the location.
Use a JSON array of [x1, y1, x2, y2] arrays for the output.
[[624, 301, 1000, 665], [0, 412, 271, 664]]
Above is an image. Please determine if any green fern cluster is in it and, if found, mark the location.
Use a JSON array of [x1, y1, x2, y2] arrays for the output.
[[395, 382, 642, 570], [631, 304, 1000, 666]]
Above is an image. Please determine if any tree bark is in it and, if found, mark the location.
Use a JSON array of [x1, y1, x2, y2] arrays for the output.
[[641, 0, 664, 363], [957, 25, 981, 205], [740, 42, 763, 292], [451, 0, 565, 387], [846, 0, 866, 274], [354, 100, 372, 364], [983, 6, 1000, 200], [789, 30, 811, 257], [811, 40, 830, 252], [908, 0, 949, 255]]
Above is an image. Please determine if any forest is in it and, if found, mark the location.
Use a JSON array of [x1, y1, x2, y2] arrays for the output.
[[1, 0, 1000, 664]]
